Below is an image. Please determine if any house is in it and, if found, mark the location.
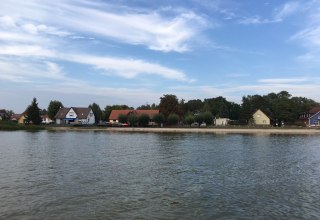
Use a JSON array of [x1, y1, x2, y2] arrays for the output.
[[41, 115, 53, 124], [252, 109, 270, 125], [300, 106, 320, 126], [214, 118, 229, 126], [55, 107, 95, 125], [109, 109, 159, 125], [299, 106, 320, 126], [11, 113, 27, 124]]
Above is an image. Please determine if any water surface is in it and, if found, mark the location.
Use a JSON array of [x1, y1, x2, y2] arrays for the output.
[[1, 131, 320, 219]]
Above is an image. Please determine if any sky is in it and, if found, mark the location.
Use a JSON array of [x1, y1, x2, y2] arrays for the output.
[[1, 0, 320, 112]]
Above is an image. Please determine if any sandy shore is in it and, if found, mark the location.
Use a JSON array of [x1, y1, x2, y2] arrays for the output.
[[51, 126, 320, 135]]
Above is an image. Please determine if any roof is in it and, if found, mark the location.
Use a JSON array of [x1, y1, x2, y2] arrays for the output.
[[109, 110, 159, 120], [55, 107, 71, 119], [54, 107, 92, 119], [253, 109, 270, 119], [10, 114, 22, 120], [309, 106, 320, 114]]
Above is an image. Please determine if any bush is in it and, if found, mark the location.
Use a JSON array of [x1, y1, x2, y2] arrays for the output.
[[184, 115, 194, 126], [138, 114, 150, 127], [128, 115, 138, 127], [118, 114, 128, 123], [167, 114, 179, 126], [153, 113, 165, 126]]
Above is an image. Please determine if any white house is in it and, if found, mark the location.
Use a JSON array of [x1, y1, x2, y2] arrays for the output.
[[214, 118, 229, 126], [55, 107, 95, 125]]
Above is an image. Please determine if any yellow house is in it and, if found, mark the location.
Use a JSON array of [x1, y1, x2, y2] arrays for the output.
[[18, 114, 27, 124], [11, 113, 27, 124], [253, 109, 270, 125]]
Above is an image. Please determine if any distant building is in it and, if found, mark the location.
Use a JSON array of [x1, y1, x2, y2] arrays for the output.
[[299, 106, 320, 126], [55, 107, 95, 125], [252, 109, 270, 125], [41, 115, 54, 124], [214, 118, 229, 126], [109, 110, 159, 125], [10, 113, 27, 124]]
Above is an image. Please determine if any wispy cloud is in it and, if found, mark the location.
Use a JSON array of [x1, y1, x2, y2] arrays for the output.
[[0, 0, 208, 53]]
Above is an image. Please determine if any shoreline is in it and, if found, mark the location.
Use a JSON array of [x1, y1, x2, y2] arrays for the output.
[[50, 127, 320, 135]]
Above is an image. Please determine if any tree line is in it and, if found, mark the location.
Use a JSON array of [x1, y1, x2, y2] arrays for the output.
[[6, 90, 319, 125]]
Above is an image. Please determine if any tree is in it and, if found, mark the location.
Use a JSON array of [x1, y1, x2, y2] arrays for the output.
[[194, 113, 204, 125], [153, 113, 165, 126], [167, 113, 179, 126], [137, 103, 158, 110], [128, 114, 138, 127], [159, 94, 179, 118], [118, 114, 128, 123], [202, 112, 213, 125], [184, 115, 194, 127], [89, 103, 102, 123], [138, 114, 150, 127], [25, 97, 42, 125], [47, 100, 63, 120]]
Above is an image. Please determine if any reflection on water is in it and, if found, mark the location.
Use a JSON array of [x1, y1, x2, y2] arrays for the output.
[[1, 131, 320, 219]]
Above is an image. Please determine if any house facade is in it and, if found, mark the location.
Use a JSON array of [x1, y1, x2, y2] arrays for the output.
[[309, 111, 320, 126], [55, 107, 95, 125], [300, 106, 320, 126], [109, 109, 159, 125], [253, 109, 270, 125], [214, 118, 229, 126]]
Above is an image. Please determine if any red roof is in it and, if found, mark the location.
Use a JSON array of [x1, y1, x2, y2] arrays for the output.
[[309, 106, 320, 114], [109, 110, 159, 120]]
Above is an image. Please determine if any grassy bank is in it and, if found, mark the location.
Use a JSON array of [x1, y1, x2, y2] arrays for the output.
[[0, 121, 46, 131]]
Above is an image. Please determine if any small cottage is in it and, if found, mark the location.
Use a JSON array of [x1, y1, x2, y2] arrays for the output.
[[252, 109, 270, 125], [55, 107, 95, 125]]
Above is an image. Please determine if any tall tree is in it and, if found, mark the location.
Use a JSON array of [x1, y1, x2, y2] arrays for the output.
[[89, 103, 102, 123], [47, 100, 63, 120], [159, 94, 179, 118], [25, 98, 42, 125]]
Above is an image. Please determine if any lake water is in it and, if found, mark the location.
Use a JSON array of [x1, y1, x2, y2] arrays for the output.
[[1, 131, 320, 219]]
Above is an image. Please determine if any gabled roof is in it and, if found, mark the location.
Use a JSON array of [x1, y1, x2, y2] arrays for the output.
[[309, 106, 320, 114], [55, 107, 92, 119], [253, 109, 270, 119], [11, 114, 22, 121], [55, 107, 71, 119], [74, 108, 92, 119], [109, 110, 159, 120]]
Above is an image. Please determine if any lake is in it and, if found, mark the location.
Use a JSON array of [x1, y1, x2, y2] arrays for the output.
[[1, 131, 320, 219]]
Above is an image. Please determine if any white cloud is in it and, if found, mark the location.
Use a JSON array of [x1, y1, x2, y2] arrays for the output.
[[0, 0, 208, 52], [0, 16, 16, 28], [274, 1, 300, 21], [258, 77, 309, 84], [65, 54, 192, 82], [0, 45, 55, 57]]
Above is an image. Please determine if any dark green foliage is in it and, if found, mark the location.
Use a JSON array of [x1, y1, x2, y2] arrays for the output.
[[138, 114, 150, 127], [128, 114, 138, 127], [137, 103, 158, 110], [118, 114, 128, 123], [167, 113, 179, 125], [89, 103, 102, 123], [202, 112, 213, 125], [194, 113, 204, 124], [184, 115, 194, 126], [159, 94, 179, 118], [185, 99, 203, 114], [153, 113, 165, 125], [47, 100, 63, 120], [25, 98, 42, 125]]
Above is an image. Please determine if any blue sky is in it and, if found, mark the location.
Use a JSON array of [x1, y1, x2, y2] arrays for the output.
[[1, 0, 320, 112]]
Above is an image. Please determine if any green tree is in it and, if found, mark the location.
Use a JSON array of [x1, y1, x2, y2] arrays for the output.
[[159, 94, 179, 118], [194, 113, 204, 125], [118, 114, 128, 123], [25, 97, 42, 125], [153, 113, 165, 126], [167, 113, 179, 126], [47, 100, 63, 120], [202, 112, 213, 125], [138, 114, 150, 127], [89, 103, 102, 123], [128, 114, 138, 127], [184, 115, 194, 127]]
